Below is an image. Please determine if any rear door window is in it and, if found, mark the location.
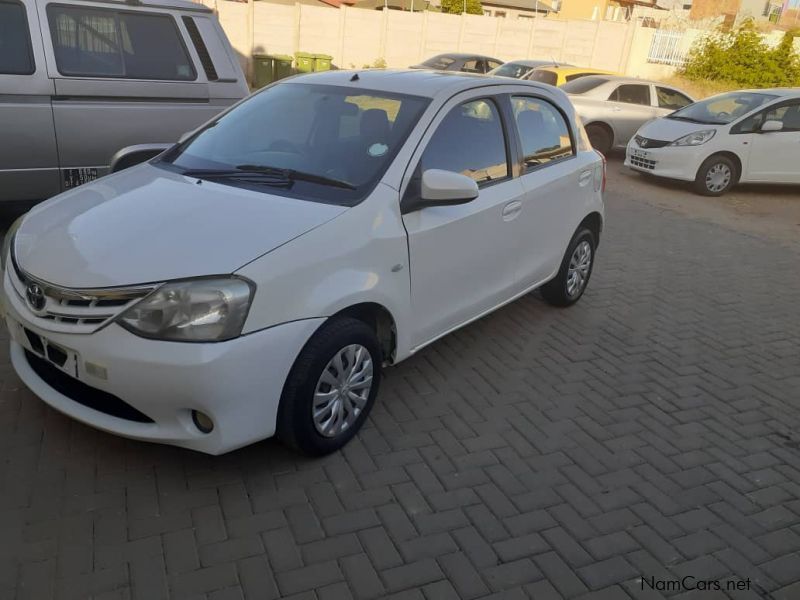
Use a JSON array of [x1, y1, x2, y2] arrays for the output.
[[656, 87, 692, 110], [0, 0, 35, 75], [511, 96, 574, 170], [47, 5, 196, 80], [609, 84, 651, 106]]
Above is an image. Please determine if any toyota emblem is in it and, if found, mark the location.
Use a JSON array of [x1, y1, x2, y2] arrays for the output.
[[25, 283, 46, 312]]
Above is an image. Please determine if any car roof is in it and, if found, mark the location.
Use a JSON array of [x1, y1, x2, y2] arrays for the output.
[[504, 59, 558, 67], [535, 66, 619, 76], [287, 68, 561, 99], [427, 53, 501, 61], [86, 0, 212, 12], [732, 88, 800, 98]]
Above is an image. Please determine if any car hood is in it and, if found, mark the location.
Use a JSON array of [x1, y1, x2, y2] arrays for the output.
[[636, 117, 724, 142], [14, 164, 347, 288]]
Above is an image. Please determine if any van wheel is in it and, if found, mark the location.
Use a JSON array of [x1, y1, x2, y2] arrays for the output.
[[277, 317, 381, 455], [586, 124, 612, 156], [541, 228, 596, 307], [694, 155, 736, 196]]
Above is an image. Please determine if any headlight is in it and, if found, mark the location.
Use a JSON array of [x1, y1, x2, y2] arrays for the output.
[[669, 129, 716, 146], [1, 214, 25, 272], [117, 277, 254, 342]]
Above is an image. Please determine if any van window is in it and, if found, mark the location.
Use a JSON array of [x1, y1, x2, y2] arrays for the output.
[[48, 5, 196, 81], [0, 0, 35, 75]]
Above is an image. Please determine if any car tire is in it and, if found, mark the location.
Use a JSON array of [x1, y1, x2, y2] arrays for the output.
[[277, 317, 381, 455], [694, 155, 737, 196], [585, 124, 613, 156], [541, 227, 596, 307]]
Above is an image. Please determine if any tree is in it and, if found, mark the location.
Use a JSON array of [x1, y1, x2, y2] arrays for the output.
[[440, 0, 483, 15]]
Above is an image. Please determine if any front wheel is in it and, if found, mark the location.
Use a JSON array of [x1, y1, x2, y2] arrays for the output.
[[277, 317, 381, 455], [694, 155, 737, 196], [541, 228, 596, 307]]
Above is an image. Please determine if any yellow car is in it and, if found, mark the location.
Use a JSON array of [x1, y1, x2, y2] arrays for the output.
[[526, 66, 620, 87]]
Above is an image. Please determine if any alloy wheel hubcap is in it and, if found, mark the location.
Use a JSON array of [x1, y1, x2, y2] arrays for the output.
[[706, 163, 731, 192], [566, 240, 592, 298], [313, 344, 373, 438]]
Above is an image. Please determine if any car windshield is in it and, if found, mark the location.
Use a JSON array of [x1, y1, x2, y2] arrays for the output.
[[158, 83, 430, 205], [560, 76, 608, 95], [529, 69, 557, 86], [667, 91, 777, 125], [489, 62, 534, 79], [422, 55, 456, 69]]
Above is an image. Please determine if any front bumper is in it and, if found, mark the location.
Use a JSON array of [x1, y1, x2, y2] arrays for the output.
[[624, 140, 706, 182], [3, 269, 324, 454]]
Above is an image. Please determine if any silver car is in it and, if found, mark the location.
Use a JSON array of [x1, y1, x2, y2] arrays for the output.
[[0, 0, 248, 203], [562, 76, 694, 155]]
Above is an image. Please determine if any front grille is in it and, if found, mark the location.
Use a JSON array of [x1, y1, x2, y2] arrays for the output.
[[25, 349, 154, 423], [630, 155, 657, 170], [10, 260, 155, 334], [634, 135, 670, 149]]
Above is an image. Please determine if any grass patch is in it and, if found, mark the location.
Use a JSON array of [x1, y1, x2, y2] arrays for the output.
[[660, 74, 741, 100]]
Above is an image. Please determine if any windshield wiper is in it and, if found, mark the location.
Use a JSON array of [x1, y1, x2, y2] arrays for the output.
[[667, 115, 722, 125], [181, 165, 356, 190], [236, 165, 356, 190], [181, 168, 292, 187]]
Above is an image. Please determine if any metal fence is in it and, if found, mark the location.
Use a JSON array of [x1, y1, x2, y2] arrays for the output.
[[647, 29, 688, 66]]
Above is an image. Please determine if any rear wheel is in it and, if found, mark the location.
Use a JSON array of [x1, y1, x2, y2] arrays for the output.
[[277, 317, 381, 455], [585, 124, 613, 156], [694, 155, 737, 196], [541, 228, 596, 307]]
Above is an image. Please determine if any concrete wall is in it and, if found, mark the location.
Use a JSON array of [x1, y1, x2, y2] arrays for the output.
[[202, 0, 638, 75]]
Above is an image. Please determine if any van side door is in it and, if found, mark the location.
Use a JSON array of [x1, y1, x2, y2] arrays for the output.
[[0, 0, 59, 202], [35, 1, 220, 190]]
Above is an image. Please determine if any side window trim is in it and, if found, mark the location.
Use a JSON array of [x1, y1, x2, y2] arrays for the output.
[[0, 0, 36, 75], [509, 93, 577, 175], [45, 4, 198, 81]]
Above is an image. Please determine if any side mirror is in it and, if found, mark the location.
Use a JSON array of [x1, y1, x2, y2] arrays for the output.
[[760, 120, 783, 133], [109, 143, 173, 173], [421, 169, 479, 204]]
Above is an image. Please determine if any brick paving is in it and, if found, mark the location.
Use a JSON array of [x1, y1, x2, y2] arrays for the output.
[[1, 174, 800, 599]]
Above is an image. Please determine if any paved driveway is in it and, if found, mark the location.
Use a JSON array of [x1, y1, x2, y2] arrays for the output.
[[2, 160, 800, 600]]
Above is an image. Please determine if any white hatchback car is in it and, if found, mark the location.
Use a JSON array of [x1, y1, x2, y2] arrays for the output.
[[2, 70, 605, 455], [625, 88, 800, 195]]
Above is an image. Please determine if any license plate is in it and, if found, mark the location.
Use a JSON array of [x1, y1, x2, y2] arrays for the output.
[[631, 148, 650, 160], [63, 168, 99, 190], [7, 317, 81, 378]]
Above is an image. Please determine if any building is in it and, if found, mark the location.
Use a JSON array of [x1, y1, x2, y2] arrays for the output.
[[556, 0, 661, 21], [482, 0, 555, 18]]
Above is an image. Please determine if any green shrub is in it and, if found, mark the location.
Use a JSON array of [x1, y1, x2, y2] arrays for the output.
[[681, 19, 800, 88], [440, 0, 483, 15]]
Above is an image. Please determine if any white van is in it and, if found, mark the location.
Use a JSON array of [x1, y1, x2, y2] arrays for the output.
[[0, 0, 249, 203]]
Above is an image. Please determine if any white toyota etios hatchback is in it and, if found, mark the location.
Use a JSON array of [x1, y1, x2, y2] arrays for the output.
[[625, 89, 800, 196], [2, 70, 604, 455]]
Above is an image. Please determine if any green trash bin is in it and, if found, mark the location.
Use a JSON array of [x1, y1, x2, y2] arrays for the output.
[[273, 54, 293, 80], [295, 52, 315, 74], [313, 54, 333, 72], [252, 54, 275, 89]]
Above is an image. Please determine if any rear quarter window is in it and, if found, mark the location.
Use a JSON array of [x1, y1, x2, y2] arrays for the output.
[[529, 69, 557, 86], [0, 0, 35, 75], [47, 5, 196, 81]]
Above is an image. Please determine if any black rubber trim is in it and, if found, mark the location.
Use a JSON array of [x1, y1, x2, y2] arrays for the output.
[[24, 349, 155, 424], [182, 16, 218, 81]]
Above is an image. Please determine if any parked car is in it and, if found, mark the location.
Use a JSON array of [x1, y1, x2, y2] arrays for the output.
[[1, 69, 605, 455], [0, 0, 249, 203], [488, 59, 569, 79], [526, 66, 619, 87], [561, 75, 694, 155], [626, 89, 800, 195], [410, 53, 503, 74]]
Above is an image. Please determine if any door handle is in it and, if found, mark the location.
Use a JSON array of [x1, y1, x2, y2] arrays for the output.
[[502, 200, 522, 221], [579, 170, 593, 187]]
